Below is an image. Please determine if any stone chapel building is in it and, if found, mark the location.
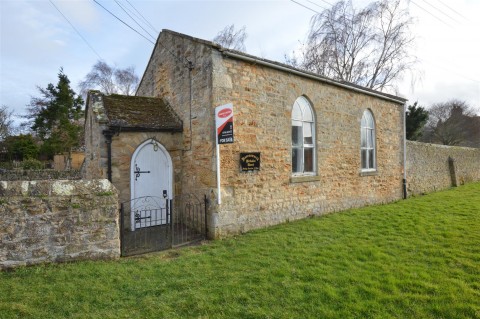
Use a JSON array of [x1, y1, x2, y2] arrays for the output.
[[84, 30, 407, 239]]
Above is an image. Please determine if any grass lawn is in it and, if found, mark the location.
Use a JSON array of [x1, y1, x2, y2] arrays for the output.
[[1, 183, 479, 319]]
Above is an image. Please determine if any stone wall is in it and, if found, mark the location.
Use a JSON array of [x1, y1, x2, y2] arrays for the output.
[[406, 141, 480, 196], [0, 179, 119, 269]]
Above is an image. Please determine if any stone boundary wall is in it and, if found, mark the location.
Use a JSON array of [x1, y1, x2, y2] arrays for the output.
[[0, 169, 82, 181], [406, 141, 480, 196], [0, 179, 119, 270]]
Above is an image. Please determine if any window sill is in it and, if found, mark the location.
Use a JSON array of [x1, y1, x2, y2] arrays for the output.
[[290, 175, 321, 183], [359, 170, 378, 177]]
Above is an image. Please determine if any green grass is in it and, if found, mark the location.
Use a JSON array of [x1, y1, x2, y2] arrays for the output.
[[1, 183, 479, 319]]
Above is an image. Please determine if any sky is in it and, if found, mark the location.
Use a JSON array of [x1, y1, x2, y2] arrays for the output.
[[1, 0, 479, 127]]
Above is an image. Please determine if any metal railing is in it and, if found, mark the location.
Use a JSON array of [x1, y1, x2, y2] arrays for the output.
[[120, 194, 207, 257]]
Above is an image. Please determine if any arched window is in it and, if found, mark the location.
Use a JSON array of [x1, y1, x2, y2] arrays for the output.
[[292, 96, 316, 175], [361, 109, 376, 171]]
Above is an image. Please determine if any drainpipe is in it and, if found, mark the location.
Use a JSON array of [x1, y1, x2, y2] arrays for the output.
[[403, 102, 407, 199], [187, 60, 194, 151], [103, 130, 115, 182]]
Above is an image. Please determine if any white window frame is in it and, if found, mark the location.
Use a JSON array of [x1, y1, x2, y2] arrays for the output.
[[291, 96, 316, 176], [360, 109, 376, 171]]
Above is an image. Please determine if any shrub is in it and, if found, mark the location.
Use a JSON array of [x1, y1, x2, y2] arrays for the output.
[[21, 159, 44, 170], [0, 161, 13, 170]]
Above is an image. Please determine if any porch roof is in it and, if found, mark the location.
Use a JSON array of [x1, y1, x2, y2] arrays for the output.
[[102, 94, 183, 132]]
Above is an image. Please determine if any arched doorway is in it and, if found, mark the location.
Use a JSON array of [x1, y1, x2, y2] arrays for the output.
[[120, 138, 207, 257], [130, 138, 172, 229]]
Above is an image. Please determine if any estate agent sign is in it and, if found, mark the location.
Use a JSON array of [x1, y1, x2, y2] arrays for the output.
[[215, 103, 234, 205], [215, 103, 234, 144]]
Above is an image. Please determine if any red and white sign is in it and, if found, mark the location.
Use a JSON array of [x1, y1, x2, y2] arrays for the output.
[[218, 108, 232, 118], [215, 103, 234, 144]]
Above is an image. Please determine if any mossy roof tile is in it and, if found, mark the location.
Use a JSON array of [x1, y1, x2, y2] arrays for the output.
[[102, 94, 182, 131]]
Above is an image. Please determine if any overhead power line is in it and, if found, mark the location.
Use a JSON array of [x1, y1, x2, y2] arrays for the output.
[[317, 0, 334, 7], [419, 0, 461, 24], [93, 0, 155, 45], [410, 0, 454, 28], [304, 0, 328, 12], [125, 0, 158, 35], [289, 0, 477, 89], [114, 0, 156, 41], [93, 0, 190, 68], [49, 0, 103, 60], [436, 0, 470, 22], [290, 0, 321, 14]]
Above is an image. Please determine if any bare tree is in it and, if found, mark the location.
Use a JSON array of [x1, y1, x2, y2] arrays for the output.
[[115, 66, 139, 95], [79, 61, 139, 96], [290, 0, 415, 91], [0, 105, 14, 142], [213, 24, 247, 52], [422, 100, 479, 147]]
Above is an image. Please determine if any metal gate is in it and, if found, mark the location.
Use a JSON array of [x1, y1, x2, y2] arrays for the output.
[[120, 194, 208, 257]]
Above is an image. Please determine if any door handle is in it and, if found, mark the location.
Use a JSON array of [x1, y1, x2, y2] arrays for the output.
[[163, 190, 168, 198]]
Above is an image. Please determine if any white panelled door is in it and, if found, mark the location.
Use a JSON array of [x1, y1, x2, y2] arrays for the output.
[[130, 139, 172, 229]]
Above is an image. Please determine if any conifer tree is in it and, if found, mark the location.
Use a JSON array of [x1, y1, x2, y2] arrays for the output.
[[406, 102, 428, 141], [26, 68, 84, 159]]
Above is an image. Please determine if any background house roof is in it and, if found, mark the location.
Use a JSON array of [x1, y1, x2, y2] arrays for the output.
[[102, 94, 183, 132]]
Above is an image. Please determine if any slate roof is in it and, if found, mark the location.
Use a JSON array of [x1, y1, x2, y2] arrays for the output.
[[102, 94, 183, 132]]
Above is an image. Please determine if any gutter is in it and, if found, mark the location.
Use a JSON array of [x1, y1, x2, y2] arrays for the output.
[[108, 126, 182, 133], [221, 51, 406, 105]]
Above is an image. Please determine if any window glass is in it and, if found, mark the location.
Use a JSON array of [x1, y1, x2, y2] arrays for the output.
[[292, 123, 302, 146], [302, 102, 313, 122], [368, 149, 375, 168], [361, 149, 367, 169], [304, 148, 314, 172], [361, 128, 367, 148], [361, 114, 367, 127], [303, 122, 313, 144], [292, 148, 301, 173], [368, 129, 374, 148], [292, 103, 302, 121], [367, 113, 374, 127]]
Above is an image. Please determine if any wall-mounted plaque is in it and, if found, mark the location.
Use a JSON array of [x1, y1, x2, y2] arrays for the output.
[[240, 152, 260, 171]]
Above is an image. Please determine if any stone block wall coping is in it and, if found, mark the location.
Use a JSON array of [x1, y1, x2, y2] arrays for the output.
[[0, 179, 115, 197], [407, 140, 478, 151], [0, 169, 82, 181]]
